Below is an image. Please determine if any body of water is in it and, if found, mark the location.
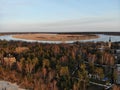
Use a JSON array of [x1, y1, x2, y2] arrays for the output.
[[0, 34, 120, 43]]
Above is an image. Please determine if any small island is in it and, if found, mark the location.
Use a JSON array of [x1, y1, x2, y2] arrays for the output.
[[12, 34, 99, 41]]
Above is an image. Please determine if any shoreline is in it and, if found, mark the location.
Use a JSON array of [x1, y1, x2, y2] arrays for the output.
[[12, 34, 99, 41]]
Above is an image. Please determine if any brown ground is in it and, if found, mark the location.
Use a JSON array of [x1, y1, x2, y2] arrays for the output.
[[12, 34, 99, 41]]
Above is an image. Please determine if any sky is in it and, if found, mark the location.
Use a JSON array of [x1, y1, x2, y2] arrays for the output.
[[0, 0, 120, 32]]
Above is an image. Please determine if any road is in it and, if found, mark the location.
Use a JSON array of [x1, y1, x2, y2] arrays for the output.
[[71, 61, 114, 90]]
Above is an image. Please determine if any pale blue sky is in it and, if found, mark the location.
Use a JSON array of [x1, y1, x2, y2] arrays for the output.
[[0, 0, 120, 32]]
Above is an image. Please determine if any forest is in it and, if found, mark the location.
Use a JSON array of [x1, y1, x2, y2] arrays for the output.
[[0, 40, 119, 90]]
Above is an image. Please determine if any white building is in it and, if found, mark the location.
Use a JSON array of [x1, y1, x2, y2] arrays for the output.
[[115, 64, 120, 84]]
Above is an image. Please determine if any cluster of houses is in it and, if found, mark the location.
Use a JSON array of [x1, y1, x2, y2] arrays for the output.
[[98, 37, 120, 85], [84, 37, 120, 85], [88, 73, 101, 80], [113, 49, 120, 84]]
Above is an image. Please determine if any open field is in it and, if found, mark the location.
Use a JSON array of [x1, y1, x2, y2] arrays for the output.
[[12, 34, 99, 41]]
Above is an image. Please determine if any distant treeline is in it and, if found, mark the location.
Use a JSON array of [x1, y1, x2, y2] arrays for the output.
[[0, 32, 120, 35]]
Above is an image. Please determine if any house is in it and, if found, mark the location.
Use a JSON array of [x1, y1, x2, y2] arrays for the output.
[[114, 64, 120, 84], [116, 49, 120, 54], [3, 57, 16, 66]]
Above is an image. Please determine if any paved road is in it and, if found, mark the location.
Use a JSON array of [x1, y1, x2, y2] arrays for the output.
[[90, 81, 114, 90]]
